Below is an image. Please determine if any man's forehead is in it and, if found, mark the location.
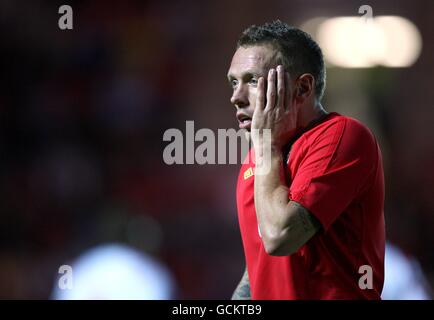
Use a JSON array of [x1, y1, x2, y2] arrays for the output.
[[228, 45, 277, 75]]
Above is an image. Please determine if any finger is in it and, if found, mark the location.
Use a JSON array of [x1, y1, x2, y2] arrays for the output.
[[265, 68, 276, 111], [285, 71, 292, 112], [256, 77, 265, 111], [276, 65, 285, 111]]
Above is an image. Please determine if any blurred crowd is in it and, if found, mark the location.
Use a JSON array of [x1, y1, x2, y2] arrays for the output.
[[0, 0, 433, 299]]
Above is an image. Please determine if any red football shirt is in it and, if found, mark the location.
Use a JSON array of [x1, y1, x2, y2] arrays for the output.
[[236, 112, 385, 299]]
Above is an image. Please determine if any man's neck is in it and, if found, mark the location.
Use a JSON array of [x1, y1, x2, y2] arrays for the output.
[[299, 102, 328, 130], [283, 102, 329, 158]]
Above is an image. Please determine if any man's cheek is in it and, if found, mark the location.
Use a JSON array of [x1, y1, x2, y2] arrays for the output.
[[249, 94, 255, 107]]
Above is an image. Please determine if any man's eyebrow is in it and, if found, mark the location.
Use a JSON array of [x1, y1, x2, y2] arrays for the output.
[[227, 71, 261, 82]]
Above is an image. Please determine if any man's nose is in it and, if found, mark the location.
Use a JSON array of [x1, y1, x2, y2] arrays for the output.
[[230, 84, 249, 108]]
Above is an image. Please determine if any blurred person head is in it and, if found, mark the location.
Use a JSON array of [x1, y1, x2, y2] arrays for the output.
[[52, 243, 176, 300], [227, 20, 326, 138]]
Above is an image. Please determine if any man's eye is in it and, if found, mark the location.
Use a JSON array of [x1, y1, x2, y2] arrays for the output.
[[249, 78, 258, 86], [231, 80, 238, 88]]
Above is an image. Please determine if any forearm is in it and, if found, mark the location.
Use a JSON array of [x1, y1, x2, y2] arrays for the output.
[[249, 65, 321, 256], [254, 148, 291, 242], [231, 268, 251, 300]]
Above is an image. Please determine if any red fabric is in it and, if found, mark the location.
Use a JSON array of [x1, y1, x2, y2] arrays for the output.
[[236, 112, 385, 299]]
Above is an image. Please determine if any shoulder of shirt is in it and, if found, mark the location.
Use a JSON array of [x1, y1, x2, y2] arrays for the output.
[[327, 114, 380, 164], [296, 113, 377, 155], [339, 114, 377, 142], [320, 113, 375, 140]]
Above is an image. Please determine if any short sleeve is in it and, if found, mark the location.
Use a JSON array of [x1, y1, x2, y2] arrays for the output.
[[289, 118, 378, 231]]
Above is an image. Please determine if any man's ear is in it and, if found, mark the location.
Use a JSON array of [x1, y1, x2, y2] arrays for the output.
[[294, 74, 315, 103]]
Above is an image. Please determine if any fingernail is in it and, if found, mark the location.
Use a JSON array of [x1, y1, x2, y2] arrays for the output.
[[277, 65, 282, 72]]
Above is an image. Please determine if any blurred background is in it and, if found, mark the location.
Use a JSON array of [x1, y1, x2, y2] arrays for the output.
[[0, 0, 433, 299]]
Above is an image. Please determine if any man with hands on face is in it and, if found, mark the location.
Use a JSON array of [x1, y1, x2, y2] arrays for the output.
[[228, 21, 385, 300]]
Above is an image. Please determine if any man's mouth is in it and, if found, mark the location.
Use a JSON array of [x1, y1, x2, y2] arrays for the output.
[[237, 113, 252, 130]]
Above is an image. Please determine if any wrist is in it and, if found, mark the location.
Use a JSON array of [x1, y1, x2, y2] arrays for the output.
[[255, 146, 282, 172], [254, 143, 281, 159]]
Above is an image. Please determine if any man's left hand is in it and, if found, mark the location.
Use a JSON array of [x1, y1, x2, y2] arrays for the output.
[[251, 65, 299, 154]]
